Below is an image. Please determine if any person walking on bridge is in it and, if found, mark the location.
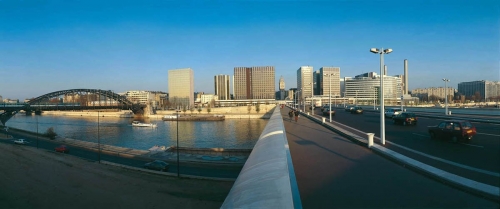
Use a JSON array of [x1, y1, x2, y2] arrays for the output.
[[288, 110, 294, 121], [294, 110, 299, 122]]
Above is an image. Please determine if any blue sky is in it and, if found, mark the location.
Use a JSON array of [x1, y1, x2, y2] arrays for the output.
[[1, 0, 499, 100]]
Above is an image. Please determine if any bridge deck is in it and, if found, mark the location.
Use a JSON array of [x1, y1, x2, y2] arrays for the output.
[[281, 107, 496, 208]]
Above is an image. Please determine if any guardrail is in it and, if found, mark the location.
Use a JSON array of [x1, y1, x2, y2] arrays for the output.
[[221, 107, 302, 209]]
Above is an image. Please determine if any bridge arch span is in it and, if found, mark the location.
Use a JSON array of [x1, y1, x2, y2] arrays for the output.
[[28, 89, 134, 106]]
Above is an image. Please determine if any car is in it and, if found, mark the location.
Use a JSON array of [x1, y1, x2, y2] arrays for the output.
[[322, 109, 335, 116], [350, 107, 363, 114], [393, 112, 417, 126], [385, 108, 402, 118], [321, 105, 330, 111], [14, 139, 29, 145], [55, 145, 69, 153], [428, 120, 476, 143], [143, 160, 170, 172], [345, 106, 354, 112]]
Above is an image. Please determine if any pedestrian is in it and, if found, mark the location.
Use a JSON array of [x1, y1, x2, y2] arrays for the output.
[[288, 110, 293, 121], [294, 110, 299, 122]]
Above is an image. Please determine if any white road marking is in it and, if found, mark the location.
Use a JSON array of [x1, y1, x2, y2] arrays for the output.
[[477, 132, 500, 137], [460, 143, 484, 148], [412, 133, 484, 148], [383, 139, 499, 177]]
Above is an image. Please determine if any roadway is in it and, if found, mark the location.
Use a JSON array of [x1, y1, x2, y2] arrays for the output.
[[0, 130, 242, 179], [282, 107, 498, 208], [310, 106, 500, 188]]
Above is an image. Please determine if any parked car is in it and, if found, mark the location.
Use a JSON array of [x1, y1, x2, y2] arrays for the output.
[[143, 160, 170, 172], [385, 108, 402, 118], [55, 145, 69, 153], [428, 120, 476, 143], [14, 139, 29, 145], [322, 109, 335, 116], [350, 107, 363, 114], [321, 105, 330, 111], [393, 112, 417, 126], [345, 106, 354, 112]]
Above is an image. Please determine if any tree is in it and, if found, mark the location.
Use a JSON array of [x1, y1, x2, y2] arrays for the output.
[[247, 105, 251, 114], [206, 105, 211, 114], [189, 107, 194, 114], [197, 107, 202, 114], [182, 105, 187, 115], [255, 102, 261, 113], [44, 127, 57, 139]]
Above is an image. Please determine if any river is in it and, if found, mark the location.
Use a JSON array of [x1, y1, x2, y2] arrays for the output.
[[6, 114, 268, 150]]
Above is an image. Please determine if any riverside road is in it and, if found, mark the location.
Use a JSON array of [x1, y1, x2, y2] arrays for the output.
[[0, 130, 243, 179], [282, 107, 498, 208]]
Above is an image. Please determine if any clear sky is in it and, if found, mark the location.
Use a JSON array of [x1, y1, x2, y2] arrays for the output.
[[1, 0, 499, 100]]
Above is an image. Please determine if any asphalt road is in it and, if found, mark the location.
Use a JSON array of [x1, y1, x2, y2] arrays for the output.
[[0, 130, 243, 179], [311, 106, 500, 187], [283, 107, 499, 208]]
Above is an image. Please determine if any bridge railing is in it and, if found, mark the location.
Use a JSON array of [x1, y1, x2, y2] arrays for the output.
[[221, 106, 302, 209]]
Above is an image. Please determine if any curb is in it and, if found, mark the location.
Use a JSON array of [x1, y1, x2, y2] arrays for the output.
[[294, 109, 500, 203]]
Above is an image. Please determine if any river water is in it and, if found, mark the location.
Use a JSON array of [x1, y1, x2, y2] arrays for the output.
[[6, 114, 268, 150]]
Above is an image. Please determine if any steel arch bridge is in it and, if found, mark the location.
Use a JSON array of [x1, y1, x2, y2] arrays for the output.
[[28, 89, 134, 106], [1, 89, 146, 125]]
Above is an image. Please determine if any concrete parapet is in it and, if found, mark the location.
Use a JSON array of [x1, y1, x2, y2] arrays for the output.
[[221, 106, 302, 209]]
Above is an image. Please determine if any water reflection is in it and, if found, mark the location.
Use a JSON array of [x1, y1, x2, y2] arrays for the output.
[[7, 114, 267, 150]]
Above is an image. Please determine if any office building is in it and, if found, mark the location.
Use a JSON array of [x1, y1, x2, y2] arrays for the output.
[[278, 76, 286, 100], [297, 66, 314, 100], [234, 66, 275, 99], [320, 67, 341, 98], [412, 87, 455, 102], [214, 75, 230, 100], [344, 72, 402, 104], [168, 68, 194, 107], [458, 80, 500, 102], [313, 71, 321, 95]]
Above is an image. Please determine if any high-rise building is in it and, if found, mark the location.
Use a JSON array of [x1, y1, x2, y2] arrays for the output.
[[214, 75, 230, 100], [168, 68, 194, 107], [278, 76, 286, 100], [313, 71, 321, 95], [345, 72, 402, 104], [297, 66, 313, 100], [458, 80, 500, 102], [279, 76, 285, 90], [234, 66, 275, 99], [320, 67, 341, 98]]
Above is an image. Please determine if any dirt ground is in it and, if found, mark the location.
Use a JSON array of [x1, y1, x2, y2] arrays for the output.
[[0, 141, 234, 209]]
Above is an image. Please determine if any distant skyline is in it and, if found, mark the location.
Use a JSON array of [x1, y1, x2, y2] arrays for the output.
[[1, 0, 499, 99]]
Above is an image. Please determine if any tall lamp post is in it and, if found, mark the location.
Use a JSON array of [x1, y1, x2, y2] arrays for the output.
[[324, 73, 336, 122], [442, 78, 450, 115], [309, 82, 314, 112], [176, 109, 180, 178], [370, 47, 393, 145], [97, 111, 101, 163], [398, 83, 404, 111]]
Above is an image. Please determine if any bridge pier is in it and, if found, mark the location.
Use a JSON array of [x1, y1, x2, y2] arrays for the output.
[[25, 110, 33, 115], [35, 110, 42, 115]]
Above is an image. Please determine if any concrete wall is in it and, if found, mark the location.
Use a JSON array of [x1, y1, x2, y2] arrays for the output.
[[221, 106, 302, 208]]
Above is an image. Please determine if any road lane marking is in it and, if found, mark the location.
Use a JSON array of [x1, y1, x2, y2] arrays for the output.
[[460, 143, 484, 148], [382, 139, 499, 177], [477, 133, 500, 137], [412, 133, 429, 138], [412, 133, 484, 148]]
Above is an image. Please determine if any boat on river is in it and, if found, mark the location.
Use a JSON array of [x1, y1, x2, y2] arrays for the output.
[[162, 114, 225, 121], [131, 121, 157, 127]]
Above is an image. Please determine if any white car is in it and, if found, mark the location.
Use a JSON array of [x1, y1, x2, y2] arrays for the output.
[[385, 108, 402, 118], [14, 139, 29, 145]]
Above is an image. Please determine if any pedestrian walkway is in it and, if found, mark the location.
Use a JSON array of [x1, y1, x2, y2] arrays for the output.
[[281, 107, 497, 208]]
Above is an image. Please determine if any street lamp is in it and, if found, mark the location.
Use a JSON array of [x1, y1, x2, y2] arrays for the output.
[[371, 87, 377, 110], [398, 83, 404, 111], [324, 73, 336, 122], [370, 47, 393, 145], [442, 78, 450, 115], [97, 111, 101, 163], [176, 109, 180, 178], [355, 90, 359, 106]]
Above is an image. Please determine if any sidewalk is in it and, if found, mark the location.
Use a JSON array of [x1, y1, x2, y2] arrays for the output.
[[282, 107, 498, 208]]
